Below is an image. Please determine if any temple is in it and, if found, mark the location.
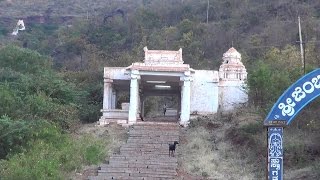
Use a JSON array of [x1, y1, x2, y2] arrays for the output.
[[99, 46, 247, 126]]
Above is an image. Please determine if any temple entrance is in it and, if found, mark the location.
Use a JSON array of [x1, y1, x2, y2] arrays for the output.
[[141, 96, 180, 123], [139, 74, 181, 123], [99, 46, 247, 126], [99, 68, 189, 126]]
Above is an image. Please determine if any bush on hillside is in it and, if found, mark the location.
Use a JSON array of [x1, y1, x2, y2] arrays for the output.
[[0, 121, 106, 179], [0, 45, 81, 128]]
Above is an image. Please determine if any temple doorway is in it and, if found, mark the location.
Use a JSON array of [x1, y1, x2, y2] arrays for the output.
[[141, 96, 180, 123]]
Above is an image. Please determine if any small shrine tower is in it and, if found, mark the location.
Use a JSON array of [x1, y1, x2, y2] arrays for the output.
[[218, 47, 248, 111], [219, 47, 247, 81]]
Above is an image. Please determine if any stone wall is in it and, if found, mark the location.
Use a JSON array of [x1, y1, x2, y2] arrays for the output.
[[190, 70, 219, 114], [218, 80, 247, 112]]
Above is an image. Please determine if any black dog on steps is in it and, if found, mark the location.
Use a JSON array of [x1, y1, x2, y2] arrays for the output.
[[169, 141, 179, 157]]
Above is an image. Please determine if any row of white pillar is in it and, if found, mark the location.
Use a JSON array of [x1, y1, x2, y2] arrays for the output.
[[128, 71, 140, 124], [103, 79, 117, 110], [102, 70, 191, 126]]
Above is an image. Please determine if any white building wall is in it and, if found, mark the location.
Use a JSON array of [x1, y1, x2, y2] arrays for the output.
[[190, 70, 219, 114], [219, 80, 247, 111]]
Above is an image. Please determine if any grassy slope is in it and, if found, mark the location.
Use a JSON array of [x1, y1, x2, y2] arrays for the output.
[[178, 107, 320, 179], [69, 123, 128, 179]]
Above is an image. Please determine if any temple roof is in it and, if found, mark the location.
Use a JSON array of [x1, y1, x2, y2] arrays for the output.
[[143, 46, 183, 65], [223, 47, 241, 59], [126, 63, 191, 72], [220, 47, 246, 72], [126, 47, 192, 73]]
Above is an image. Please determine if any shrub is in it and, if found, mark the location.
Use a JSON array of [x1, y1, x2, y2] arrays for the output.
[[0, 46, 81, 128], [0, 122, 108, 179], [0, 115, 34, 159], [0, 45, 52, 75], [84, 145, 105, 164]]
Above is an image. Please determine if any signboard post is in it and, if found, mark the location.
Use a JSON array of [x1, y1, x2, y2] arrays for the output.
[[263, 68, 320, 180], [267, 127, 284, 180]]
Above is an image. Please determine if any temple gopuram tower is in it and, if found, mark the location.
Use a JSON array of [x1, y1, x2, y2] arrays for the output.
[[218, 47, 248, 111]]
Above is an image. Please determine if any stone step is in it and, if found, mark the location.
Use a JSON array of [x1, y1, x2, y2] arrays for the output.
[[111, 154, 174, 158], [109, 157, 177, 163], [98, 166, 177, 171], [118, 151, 173, 156], [95, 172, 176, 178], [108, 160, 177, 165], [133, 123, 177, 125], [99, 163, 177, 169], [121, 143, 173, 147], [131, 126, 179, 129], [120, 145, 169, 148], [131, 127, 179, 131], [129, 130, 179, 134], [89, 175, 175, 180], [118, 153, 173, 157], [118, 152, 175, 157], [128, 133, 179, 136], [110, 156, 176, 160], [126, 140, 178, 142], [109, 160, 177, 165], [89, 123, 180, 179], [122, 143, 177, 146], [126, 140, 179, 144], [107, 159, 177, 165], [128, 138, 178, 141], [98, 168, 177, 175], [120, 146, 173, 150], [119, 149, 176, 154], [128, 135, 179, 139], [130, 129, 178, 132]]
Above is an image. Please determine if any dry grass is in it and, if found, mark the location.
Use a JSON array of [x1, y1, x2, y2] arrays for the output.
[[178, 112, 258, 180], [178, 106, 320, 179], [74, 123, 128, 157], [69, 123, 128, 180]]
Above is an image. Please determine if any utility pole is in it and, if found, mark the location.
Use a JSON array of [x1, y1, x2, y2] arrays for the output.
[[298, 16, 305, 74]]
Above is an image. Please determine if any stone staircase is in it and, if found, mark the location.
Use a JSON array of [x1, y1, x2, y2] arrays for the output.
[[88, 122, 180, 180]]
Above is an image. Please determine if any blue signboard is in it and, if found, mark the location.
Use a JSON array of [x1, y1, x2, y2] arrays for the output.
[[264, 68, 320, 125], [268, 127, 283, 180]]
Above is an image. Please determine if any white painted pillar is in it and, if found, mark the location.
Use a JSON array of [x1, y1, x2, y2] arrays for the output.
[[111, 90, 116, 109], [128, 71, 140, 124], [177, 94, 181, 118], [138, 89, 141, 115], [142, 98, 145, 117], [103, 79, 113, 110], [180, 75, 191, 126], [140, 95, 145, 117]]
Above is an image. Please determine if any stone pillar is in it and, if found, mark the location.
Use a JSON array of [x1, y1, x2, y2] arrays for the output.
[[128, 70, 140, 124], [177, 94, 181, 119], [111, 90, 117, 109], [138, 89, 141, 115], [140, 95, 145, 117], [103, 79, 113, 110], [180, 74, 191, 126]]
